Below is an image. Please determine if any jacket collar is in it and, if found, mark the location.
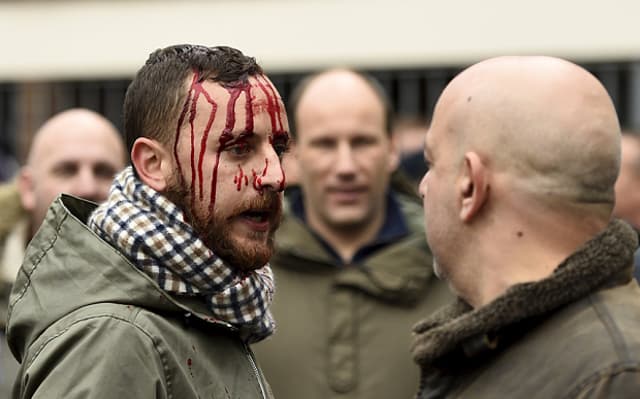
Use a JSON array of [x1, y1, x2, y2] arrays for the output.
[[411, 219, 638, 366], [289, 188, 409, 264], [274, 191, 435, 306], [7, 195, 237, 360]]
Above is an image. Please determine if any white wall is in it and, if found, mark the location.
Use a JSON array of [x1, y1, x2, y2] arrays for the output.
[[1, 0, 639, 80]]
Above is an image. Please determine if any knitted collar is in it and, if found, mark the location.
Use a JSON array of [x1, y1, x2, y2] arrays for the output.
[[412, 219, 638, 365], [88, 166, 274, 343]]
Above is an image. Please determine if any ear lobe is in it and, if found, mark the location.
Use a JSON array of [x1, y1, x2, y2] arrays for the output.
[[459, 152, 488, 222], [387, 137, 400, 172], [130, 138, 172, 192], [17, 167, 36, 211]]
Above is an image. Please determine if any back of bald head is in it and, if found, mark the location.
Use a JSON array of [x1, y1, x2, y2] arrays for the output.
[[28, 108, 124, 165], [437, 56, 620, 214]]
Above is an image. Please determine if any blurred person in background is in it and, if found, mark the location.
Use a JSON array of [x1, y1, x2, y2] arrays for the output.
[[7, 44, 287, 398], [613, 131, 640, 281], [254, 68, 452, 399], [393, 116, 430, 185], [0, 151, 18, 183], [412, 56, 640, 398], [0, 108, 126, 398]]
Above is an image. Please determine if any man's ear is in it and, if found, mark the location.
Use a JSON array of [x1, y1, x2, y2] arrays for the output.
[[17, 167, 35, 212], [130, 138, 173, 192], [387, 135, 400, 172], [459, 151, 489, 222]]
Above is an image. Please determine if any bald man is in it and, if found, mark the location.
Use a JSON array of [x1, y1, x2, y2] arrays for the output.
[[0, 108, 125, 397], [411, 57, 640, 398]]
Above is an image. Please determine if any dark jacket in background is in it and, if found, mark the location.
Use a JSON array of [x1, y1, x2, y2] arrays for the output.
[[254, 191, 453, 399], [7, 195, 272, 399], [412, 219, 640, 399]]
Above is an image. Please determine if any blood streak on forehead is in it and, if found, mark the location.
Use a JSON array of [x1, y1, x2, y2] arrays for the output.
[[173, 71, 255, 213], [173, 71, 219, 211], [254, 75, 287, 136], [209, 81, 254, 213], [254, 75, 288, 191]]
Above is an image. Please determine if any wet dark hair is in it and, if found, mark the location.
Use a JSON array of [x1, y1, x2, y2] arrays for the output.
[[286, 69, 395, 139], [123, 44, 263, 158]]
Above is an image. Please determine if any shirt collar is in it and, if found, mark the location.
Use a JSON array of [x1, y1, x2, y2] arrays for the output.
[[288, 186, 409, 265]]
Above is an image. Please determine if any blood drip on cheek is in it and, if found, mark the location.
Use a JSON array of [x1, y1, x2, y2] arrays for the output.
[[256, 75, 288, 192], [173, 71, 218, 210], [249, 157, 269, 195], [233, 165, 249, 191], [269, 134, 288, 192], [209, 82, 254, 213]]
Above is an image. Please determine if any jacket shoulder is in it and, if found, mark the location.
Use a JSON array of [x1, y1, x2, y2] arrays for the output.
[[17, 303, 169, 399]]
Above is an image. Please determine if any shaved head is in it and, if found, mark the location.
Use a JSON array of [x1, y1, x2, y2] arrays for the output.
[[434, 56, 620, 211], [19, 108, 126, 237], [421, 56, 623, 305]]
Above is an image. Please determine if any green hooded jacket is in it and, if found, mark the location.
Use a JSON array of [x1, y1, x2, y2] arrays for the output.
[[7, 195, 273, 399], [253, 192, 453, 399]]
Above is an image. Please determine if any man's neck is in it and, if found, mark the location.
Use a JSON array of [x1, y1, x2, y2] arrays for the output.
[[307, 214, 385, 264], [468, 214, 608, 308]]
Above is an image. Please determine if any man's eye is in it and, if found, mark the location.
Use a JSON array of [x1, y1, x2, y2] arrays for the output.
[[272, 140, 290, 158], [352, 136, 377, 147], [227, 142, 251, 155], [310, 139, 335, 149], [52, 163, 78, 177]]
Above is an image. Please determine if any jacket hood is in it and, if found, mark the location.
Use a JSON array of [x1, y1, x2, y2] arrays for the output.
[[7, 194, 230, 362], [273, 192, 434, 306]]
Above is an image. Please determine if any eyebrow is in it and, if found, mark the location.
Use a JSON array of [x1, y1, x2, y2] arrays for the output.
[[225, 131, 255, 143]]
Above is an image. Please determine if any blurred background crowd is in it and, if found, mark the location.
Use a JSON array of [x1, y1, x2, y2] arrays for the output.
[[1, 1, 640, 398], [1, 0, 640, 181]]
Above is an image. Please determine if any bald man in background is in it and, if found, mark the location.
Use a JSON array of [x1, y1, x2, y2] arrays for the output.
[[0, 108, 125, 397], [614, 132, 640, 281], [411, 56, 640, 398]]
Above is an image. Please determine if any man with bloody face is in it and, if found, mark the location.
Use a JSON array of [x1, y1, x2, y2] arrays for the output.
[[7, 45, 288, 398]]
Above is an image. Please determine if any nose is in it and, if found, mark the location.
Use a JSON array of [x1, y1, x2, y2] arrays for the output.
[[256, 145, 286, 193], [418, 171, 428, 199], [334, 142, 357, 177], [70, 168, 103, 202]]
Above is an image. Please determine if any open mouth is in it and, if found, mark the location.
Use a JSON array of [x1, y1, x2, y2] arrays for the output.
[[241, 210, 271, 223]]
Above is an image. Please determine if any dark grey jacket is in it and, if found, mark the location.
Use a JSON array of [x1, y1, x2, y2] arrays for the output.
[[412, 219, 640, 399]]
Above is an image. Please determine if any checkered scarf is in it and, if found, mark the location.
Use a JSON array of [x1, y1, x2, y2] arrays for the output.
[[88, 166, 275, 343]]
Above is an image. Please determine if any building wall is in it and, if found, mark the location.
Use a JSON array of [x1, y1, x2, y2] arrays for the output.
[[1, 0, 639, 165], [0, 0, 639, 80]]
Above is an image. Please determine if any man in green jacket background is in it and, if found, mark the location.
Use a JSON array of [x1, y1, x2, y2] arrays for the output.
[[412, 56, 640, 398], [254, 69, 452, 399], [7, 44, 290, 398], [0, 108, 126, 398]]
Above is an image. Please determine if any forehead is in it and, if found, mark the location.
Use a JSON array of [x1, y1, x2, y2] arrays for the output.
[[189, 75, 287, 134], [34, 126, 122, 164], [295, 76, 386, 138]]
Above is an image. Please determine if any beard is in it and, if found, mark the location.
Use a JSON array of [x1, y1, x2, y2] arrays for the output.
[[165, 173, 282, 272]]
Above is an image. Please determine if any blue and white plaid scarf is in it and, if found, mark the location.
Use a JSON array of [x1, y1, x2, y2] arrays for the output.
[[88, 167, 275, 343]]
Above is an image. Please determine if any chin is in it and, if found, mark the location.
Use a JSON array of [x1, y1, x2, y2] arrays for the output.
[[212, 233, 275, 272], [328, 211, 369, 228]]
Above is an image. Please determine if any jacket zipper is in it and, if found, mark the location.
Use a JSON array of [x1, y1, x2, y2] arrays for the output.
[[245, 344, 267, 399]]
